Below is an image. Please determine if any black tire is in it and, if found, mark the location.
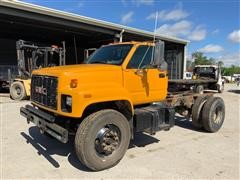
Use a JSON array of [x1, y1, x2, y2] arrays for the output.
[[202, 97, 225, 132], [195, 85, 204, 94], [191, 95, 209, 129], [10, 81, 27, 100], [75, 109, 131, 171]]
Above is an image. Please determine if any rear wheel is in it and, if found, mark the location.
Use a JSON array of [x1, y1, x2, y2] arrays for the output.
[[191, 95, 209, 129], [10, 81, 27, 100], [195, 85, 204, 94], [75, 109, 131, 171], [202, 97, 225, 132]]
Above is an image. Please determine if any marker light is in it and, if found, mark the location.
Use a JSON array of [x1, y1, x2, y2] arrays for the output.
[[70, 79, 78, 88]]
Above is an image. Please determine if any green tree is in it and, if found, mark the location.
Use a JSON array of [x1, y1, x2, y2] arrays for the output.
[[218, 61, 224, 67], [222, 65, 240, 76], [186, 60, 194, 71], [192, 52, 215, 65]]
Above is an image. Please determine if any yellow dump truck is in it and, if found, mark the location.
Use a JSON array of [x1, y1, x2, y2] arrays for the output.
[[20, 41, 225, 171]]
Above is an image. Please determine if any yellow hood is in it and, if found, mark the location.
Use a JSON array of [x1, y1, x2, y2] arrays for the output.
[[32, 64, 122, 77]]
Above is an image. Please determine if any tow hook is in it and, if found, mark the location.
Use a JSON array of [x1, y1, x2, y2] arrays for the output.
[[27, 116, 33, 124], [39, 127, 44, 134]]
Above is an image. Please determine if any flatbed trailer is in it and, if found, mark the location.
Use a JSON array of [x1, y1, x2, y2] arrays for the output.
[[168, 79, 220, 94], [171, 64, 224, 94]]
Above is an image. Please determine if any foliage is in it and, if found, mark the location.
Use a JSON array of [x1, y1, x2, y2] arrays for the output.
[[187, 51, 239, 76], [192, 52, 215, 65], [222, 65, 240, 76], [187, 52, 216, 71]]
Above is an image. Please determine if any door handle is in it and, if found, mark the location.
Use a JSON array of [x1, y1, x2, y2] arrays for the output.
[[135, 70, 144, 76], [159, 73, 165, 78]]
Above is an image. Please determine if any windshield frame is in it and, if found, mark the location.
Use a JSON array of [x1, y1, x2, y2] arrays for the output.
[[85, 44, 133, 65]]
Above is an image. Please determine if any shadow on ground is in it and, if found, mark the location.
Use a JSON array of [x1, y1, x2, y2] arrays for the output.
[[228, 89, 240, 94], [174, 115, 206, 133], [0, 88, 9, 94], [21, 127, 91, 172], [20, 116, 202, 171]]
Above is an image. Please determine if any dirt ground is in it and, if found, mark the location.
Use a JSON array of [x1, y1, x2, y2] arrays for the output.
[[0, 83, 239, 179]]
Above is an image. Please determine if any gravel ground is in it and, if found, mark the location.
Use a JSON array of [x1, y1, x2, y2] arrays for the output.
[[1, 83, 239, 179]]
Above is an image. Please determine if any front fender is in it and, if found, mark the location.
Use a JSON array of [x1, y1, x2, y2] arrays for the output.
[[60, 85, 133, 118]]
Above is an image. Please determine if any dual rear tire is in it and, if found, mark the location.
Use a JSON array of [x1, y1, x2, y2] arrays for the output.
[[192, 96, 225, 132]]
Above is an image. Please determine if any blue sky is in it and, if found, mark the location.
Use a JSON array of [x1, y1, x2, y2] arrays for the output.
[[22, 0, 240, 66]]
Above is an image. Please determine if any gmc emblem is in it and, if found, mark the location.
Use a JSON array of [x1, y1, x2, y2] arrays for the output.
[[35, 86, 47, 95]]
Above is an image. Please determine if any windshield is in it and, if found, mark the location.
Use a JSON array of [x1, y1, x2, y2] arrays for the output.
[[86, 44, 132, 65], [195, 67, 215, 74]]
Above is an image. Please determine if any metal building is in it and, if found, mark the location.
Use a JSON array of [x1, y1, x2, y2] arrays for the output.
[[0, 0, 188, 80]]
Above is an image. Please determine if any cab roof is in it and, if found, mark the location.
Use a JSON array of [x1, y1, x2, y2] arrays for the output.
[[108, 41, 155, 46]]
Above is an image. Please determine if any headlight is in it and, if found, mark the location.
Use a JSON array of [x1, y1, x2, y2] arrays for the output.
[[61, 95, 72, 113], [66, 96, 72, 106]]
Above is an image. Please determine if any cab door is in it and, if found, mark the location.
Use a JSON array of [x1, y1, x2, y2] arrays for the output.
[[123, 45, 168, 105]]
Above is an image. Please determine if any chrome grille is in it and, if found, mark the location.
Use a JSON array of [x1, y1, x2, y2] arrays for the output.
[[31, 75, 58, 109]]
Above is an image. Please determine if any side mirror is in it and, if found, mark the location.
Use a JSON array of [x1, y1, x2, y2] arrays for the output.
[[151, 40, 167, 70]]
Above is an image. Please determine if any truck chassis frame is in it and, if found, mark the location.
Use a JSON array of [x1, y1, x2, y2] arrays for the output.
[[20, 91, 213, 143]]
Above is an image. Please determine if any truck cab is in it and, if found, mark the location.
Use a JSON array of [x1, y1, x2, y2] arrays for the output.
[[28, 41, 168, 118], [193, 64, 224, 93]]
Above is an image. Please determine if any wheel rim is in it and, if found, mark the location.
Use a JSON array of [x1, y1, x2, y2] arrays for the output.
[[16, 87, 21, 95], [213, 107, 223, 124], [13, 85, 22, 98], [95, 124, 121, 156]]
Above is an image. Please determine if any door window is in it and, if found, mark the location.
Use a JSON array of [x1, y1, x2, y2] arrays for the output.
[[127, 46, 153, 69]]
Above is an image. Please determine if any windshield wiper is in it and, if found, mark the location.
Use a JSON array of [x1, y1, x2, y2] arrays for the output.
[[89, 61, 107, 64]]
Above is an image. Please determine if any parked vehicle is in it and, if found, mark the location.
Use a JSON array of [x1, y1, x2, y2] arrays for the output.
[[169, 64, 224, 94], [184, 72, 192, 79], [10, 40, 65, 100], [20, 41, 225, 171], [236, 77, 240, 86], [0, 65, 18, 91]]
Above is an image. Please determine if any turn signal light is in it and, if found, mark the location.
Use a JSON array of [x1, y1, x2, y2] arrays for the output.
[[70, 79, 78, 88]]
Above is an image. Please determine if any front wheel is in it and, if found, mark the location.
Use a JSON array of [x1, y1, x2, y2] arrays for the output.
[[75, 109, 131, 171], [10, 81, 27, 100]]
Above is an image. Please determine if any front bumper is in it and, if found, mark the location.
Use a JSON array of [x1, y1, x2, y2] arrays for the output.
[[20, 105, 68, 143]]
